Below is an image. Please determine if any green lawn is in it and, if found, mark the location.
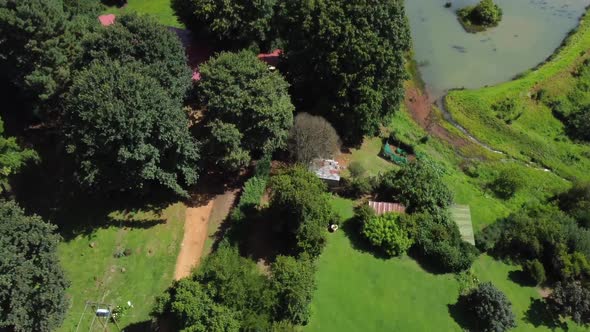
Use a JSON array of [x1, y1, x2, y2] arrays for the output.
[[345, 137, 396, 177], [104, 0, 181, 27], [307, 197, 463, 331], [307, 198, 586, 331], [57, 203, 185, 331]]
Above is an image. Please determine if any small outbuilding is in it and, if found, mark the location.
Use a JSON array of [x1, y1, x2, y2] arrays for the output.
[[368, 201, 406, 215], [98, 14, 116, 27], [309, 159, 341, 184]]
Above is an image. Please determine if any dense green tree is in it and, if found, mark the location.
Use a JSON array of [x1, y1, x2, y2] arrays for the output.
[[0, 200, 69, 332], [83, 13, 192, 101], [0, 0, 102, 114], [270, 255, 316, 325], [380, 160, 453, 213], [547, 281, 590, 325], [558, 182, 590, 228], [361, 212, 413, 257], [196, 245, 275, 330], [0, 118, 38, 192], [158, 279, 240, 332], [172, 0, 276, 48], [63, 60, 200, 197], [269, 166, 337, 257], [459, 282, 516, 332], [278, 0, 411, 143], [199, 50, 294, 172], [413, 211, 478, 272]]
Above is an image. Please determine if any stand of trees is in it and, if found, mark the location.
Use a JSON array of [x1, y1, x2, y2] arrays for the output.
[[278, 0, 411, 143], [173, 0, 411, 144], [171, 0, 277, 49], [477, 182, 590, 326], [354, 159, 478, 272], [454, 282, 516, 332], [0, 200, 69, 332]]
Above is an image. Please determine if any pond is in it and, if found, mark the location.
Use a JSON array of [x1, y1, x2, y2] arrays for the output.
[[406, 0, 590, 98]]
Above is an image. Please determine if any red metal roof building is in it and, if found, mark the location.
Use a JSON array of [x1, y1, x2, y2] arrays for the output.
[[98, 14, 116, 26], [368, 201, 406, 215]]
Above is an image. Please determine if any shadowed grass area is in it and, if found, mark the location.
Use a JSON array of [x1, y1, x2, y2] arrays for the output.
[[103, 0, 182, 27], [56, 203, 185, 331]]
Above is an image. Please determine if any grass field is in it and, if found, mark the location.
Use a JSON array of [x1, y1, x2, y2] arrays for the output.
[[103, 0, 181, 27], [306, 198, 586, 332], [445, 11, 590, 181], [56, 203, 185, 331]]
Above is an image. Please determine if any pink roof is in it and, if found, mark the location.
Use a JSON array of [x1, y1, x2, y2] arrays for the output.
[[368, 201, 406, 215], [257, 49, 282, 67], [98, 14, 116, 26]]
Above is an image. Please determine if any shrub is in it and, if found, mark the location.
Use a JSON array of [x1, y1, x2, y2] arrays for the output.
[[459, 282, 516, 332], [488, 165, 525, 199], [458, 0, 503, 28], [361, 213, 413, 257], [348, 161, 366, 178], [523, 259, 546, 285]]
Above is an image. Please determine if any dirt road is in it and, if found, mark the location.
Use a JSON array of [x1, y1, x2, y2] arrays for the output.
[[174, 200, 214, 280]]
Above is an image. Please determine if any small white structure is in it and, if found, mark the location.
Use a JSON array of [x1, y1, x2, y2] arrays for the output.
[[309, 159, 341, 183]]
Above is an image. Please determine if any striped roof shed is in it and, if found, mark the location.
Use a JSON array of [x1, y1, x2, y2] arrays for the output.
[[368, 201, 406, 215]]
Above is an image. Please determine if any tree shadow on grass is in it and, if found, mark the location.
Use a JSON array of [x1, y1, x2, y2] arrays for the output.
[[123, 320, 155, 332], [9, 129, 176, 241], [525, 298, 567, 330], [508, 269, 536, 287], [448, 299, 477, 332]]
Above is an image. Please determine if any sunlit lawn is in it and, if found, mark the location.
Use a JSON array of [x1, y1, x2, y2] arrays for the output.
[[103, 0, 181, 27], [57, 203, 185, 331]]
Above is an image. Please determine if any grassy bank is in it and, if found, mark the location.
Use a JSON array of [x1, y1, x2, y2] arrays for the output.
[[445, 11, 590, 181]]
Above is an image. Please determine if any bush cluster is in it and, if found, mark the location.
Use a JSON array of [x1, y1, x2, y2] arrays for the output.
[[359, 209, 413, 257], [457, 0, 503, 28], [455, 282, 516, 332]]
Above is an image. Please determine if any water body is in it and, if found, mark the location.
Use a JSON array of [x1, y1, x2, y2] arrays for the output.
[[406, 0, 590, 98]]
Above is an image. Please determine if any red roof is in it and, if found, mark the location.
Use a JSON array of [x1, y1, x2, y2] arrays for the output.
[[257, 49, 282, 67], [368, 201, 406, 215], [98, 14, 116, 27]]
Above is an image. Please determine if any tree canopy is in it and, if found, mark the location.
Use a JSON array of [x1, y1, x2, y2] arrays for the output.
[[278, 0, 411, 143], [269, 166, 337, 257], [270, 255, 316, 325], [63, 60, 200, 197], [83, 13, 192, 101], [288, 113, 340, 164], [380, 160, 453, 214], [0, 118, 38, 192], [172, 0, 276, 48], [458, 282, 516, 332], [0, 0, 103, 115], [0, 200, 69, 332], [199, 50, 294, 172]]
